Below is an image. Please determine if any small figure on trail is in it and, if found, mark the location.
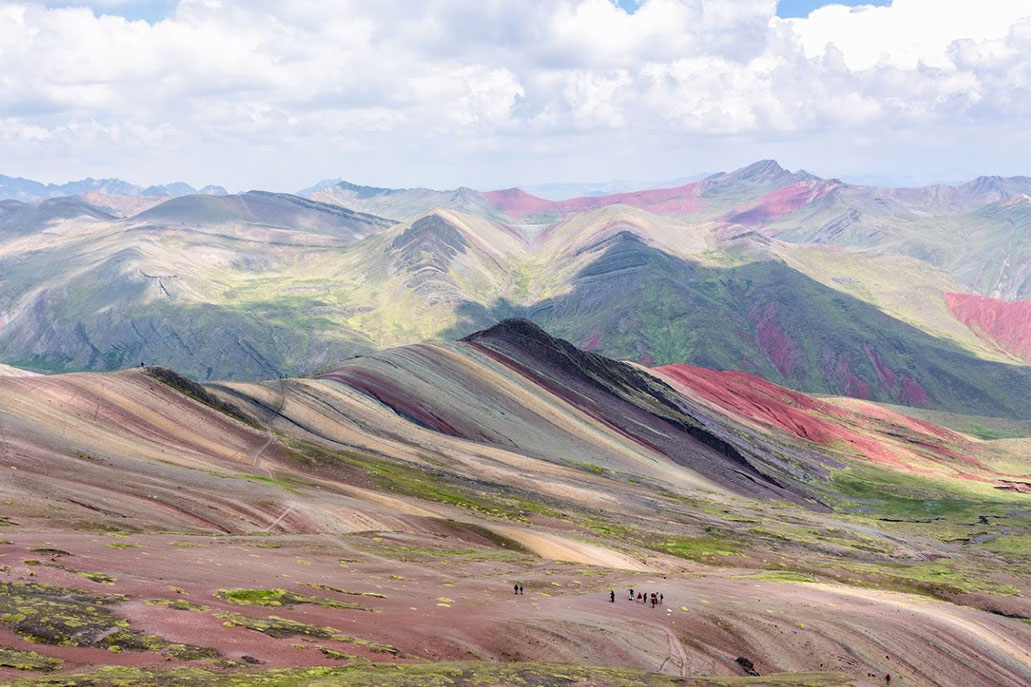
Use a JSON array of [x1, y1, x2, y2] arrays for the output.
[[637, 592, 643, 602], [519, 584, 524, 595], [610, 590, 615, 602], [651, 594, 657, 608], [885, 675, 891, 685], [514, 583, 519, 595], [660, 593, 664, 604], [628, 587, 634, 600]]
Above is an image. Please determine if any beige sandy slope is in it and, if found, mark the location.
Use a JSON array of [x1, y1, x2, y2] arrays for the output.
[[490, 524, 654, 571], [0, 362, 37, 377]]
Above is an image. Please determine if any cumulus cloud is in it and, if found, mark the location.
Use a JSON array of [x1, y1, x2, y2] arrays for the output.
[[2, 0, 1031, 189]]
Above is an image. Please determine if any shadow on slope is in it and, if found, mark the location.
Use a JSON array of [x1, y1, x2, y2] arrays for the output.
[[444, 232, 1031, 419], [133, 191, 393, 240]]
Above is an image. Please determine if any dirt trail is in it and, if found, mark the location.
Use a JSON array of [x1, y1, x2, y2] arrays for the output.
[[661, 626, 688, 676]]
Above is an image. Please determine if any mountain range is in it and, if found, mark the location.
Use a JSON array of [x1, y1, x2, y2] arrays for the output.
[[0, 174, 228, 202], [2, 160, 1031, 425]]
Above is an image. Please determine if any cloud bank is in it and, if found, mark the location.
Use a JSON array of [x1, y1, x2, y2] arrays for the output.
[[3, 0, 1031, 189]]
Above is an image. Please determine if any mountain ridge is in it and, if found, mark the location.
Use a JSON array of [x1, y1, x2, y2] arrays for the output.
[[0, 173, 229, 202]]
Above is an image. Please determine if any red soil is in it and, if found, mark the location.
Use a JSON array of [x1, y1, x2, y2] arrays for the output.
[[581, 331, 603, 351], [656, 364, 849, 445], [944, 292, 1031, 363], [748, 302, 802, 379], [862, 344, 898, 393], [653, 364, 970, 471], [901, 377, 930, 405], [724, 180, 834, 226], [483, 182, 705, 219], [834, 357, 872, 400], [837, 398, 957, 440]]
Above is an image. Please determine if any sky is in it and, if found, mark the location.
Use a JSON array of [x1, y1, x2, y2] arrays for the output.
[[3, 0, 1031, 192]]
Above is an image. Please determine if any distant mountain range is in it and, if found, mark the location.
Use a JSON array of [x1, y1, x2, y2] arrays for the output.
[[0, 173, 228, 202], [3, 159, 1031, 421]]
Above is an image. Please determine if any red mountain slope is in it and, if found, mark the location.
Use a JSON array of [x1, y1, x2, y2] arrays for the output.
[[483, 182, 705, 218], [652, 363, 999, 481], [945, 292, 1031, 363]]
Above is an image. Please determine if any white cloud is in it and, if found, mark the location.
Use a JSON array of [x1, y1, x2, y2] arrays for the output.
[[1, 0, 1031, 189], [787, 0, 1031, 70]]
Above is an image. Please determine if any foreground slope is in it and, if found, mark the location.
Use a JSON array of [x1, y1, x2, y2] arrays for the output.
[[1, 322, 1029, 686]]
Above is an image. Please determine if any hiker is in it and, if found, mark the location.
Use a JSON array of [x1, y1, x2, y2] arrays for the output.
[[519, 584, 524, 595], [609, 590, 615, 602], [514, 583, 519, 595], [660, 593, 664, 604], [885, 675, 891, 685], [637, 592, 642, 602], [628, 587, 634, 600]]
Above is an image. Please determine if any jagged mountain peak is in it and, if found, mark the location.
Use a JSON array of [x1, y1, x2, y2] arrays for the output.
[[708, 159, 797, 185]]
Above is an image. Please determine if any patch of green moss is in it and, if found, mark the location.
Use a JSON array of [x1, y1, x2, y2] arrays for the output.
[[317, 647, 363, 662], [242, 475, 299, 492], [146, 599, 210, 612], [98, 629, 167, 652], [42, 562, 116, 584], [744, 571, 817, 584], [0, 648, 62, 672], [0, 662, 859, 686], [365, 543, 527, 564], [306, 584, 386, 599], [214, 612, 398, 654], [829, 463, 1002, 521], [0, 580, 218, 659], [844, 560, 1020, 598], [652, 535, 741, 563], [163, 643, 224, 661], [0, 580, 129, 646], [566, 459, 610, 475], [283, 439, 562, 521], [216, 588, 376, 612]]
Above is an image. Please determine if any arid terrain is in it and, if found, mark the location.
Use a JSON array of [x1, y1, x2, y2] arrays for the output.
[[1, 321, 1029, 686]]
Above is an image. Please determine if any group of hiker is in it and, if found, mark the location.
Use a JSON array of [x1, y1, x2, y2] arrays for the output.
[[608, 587, 663, 607], [516, 584, 664, 608]]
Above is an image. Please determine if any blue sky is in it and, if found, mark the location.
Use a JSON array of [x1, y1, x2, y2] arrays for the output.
[[43, 0, 175, 23], [10, 1, 1031, 191], [775, 0, 891, 18]]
